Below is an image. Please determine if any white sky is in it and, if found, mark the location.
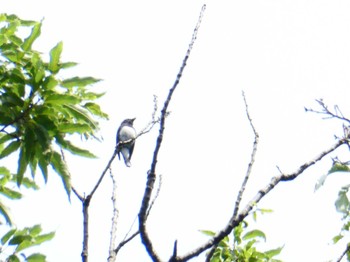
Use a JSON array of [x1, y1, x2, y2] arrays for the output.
[[2, 0, 350, 261]]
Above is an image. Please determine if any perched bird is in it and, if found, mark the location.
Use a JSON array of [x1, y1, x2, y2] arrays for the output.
[[116, 118, 136, 167]]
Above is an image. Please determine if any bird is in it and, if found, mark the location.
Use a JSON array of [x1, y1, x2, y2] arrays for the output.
[[116, 118, 136, 167]]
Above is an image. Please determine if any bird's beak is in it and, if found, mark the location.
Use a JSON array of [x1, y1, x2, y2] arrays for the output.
[[131, 118, 136, 123]]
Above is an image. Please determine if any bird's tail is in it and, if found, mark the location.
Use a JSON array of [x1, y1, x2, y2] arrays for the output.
[[121, 148, 132, 167]]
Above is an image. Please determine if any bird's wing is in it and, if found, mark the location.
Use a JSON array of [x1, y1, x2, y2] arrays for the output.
[[129, 142, 135, 160], [116, 124, 123, 144]]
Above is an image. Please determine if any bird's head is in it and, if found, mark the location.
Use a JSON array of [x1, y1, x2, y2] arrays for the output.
[[122, 118, 136, 126]]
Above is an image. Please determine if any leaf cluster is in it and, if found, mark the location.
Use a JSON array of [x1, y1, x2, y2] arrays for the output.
[[315, 160, 350, 260], [202, 211, 283, 262], [0, 13, 108, 197], [0, 224, 54, 262], [0, 13, 109, 261]]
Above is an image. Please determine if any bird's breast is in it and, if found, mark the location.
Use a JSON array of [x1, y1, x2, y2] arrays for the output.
[[119, 126, 136, 142]]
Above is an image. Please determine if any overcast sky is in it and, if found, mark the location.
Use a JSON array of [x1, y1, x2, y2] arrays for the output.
[[2, 1, 350, 261]]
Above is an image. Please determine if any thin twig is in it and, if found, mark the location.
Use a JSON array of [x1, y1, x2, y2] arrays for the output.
[[233, 91, 259, 219], [113, 172, 163, 257], [206, 91, 259, 262], [146, 174, 162, 218], [138, 5, 206, 262], [108, 167, 119, 262], [114, 231, 139, 255], [305, 99, 350, 124]]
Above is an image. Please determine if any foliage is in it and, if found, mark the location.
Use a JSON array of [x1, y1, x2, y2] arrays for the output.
[[202, 209, 283, 262], [0, 13, 108, 197], [0, 224, 54, 262], [315, 160, 350, 260], [0, 13, 108, 261]]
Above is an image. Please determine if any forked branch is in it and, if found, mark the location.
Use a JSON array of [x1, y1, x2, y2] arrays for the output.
[[138, 4, 206, 262]]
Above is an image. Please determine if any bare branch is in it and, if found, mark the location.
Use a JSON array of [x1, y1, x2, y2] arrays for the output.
[[233, 91, 259, 219], [138, 4, 206, 262], [336, 244, 350, 262], [108, 167, 119, 262], [72, 186, 84, 202], [114, 231, 139, 256], [305, 99, 350, 124], [136, 95, 162, 138], [112, 173, 163, 258], [206, 91, 259, 262], [176, 136, 349, 261], [146, 174, 163, 218], [89, 148, 119, 197]]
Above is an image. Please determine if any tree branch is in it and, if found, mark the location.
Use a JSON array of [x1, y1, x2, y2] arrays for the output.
[[176, 135, 349, 261], [111, 174, 162, 258], [305, 99, 350, 124], [108, 167, 119, 262], [233, 91, 259, 219], [206, 91, 259, 262], [138, 4, 206, 262], [336, 244, 350, 262]]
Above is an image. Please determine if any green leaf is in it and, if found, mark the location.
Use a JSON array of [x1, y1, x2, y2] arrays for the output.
[[33, 231, 55, 245], [22, 22, 41, 51], [23, 125, 36, 162], [43, 76, 59, 90], [38, 156, 49, 183], [50, 151, 71, 197], [15, 231, 55, 252], [84, 102, 108, 119], [32, 123, 51, 151], [0, 140, 21, 159], [27, 253, 46, 262], [200, 230, 215, 237], [9, 234, 32, 245], [1, 228, 17, 244], [63, 104, 98, 131], [58, 123, 91, 134], [61, 77, 101, 88], [55, 136, 96, 158], [7, 254, 20, 262], [60, 61, 78, 69], [21, 177, 39, 190], [49, 41, 63, 73], [45, 93, 81, 105], [315, 173, 328, 191], [9, 35, 23, 46], [333, 234, 343, 244], [265, 246, 284, 258], [335, 187, 350, 215], [29, 225, 42, 236], [0, 134, 14, 145], [0, 166, 11, 176], [0, 187, 22, 199], [329, 162, 350, 174], [15, 239, 32, 252], [243, 229, 266, 242], [17, 148, 28, 186], [0, 201, 13, 225]]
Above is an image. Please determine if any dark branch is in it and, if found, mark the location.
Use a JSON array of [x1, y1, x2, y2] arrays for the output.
[[138, 4, 206, 262], [336, 244, 350, 262], [114, 231, 139, 256], [169, 240, 178, 262]]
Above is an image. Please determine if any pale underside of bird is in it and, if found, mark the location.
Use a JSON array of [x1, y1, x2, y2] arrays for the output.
[[117, 119, 136, 167]]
